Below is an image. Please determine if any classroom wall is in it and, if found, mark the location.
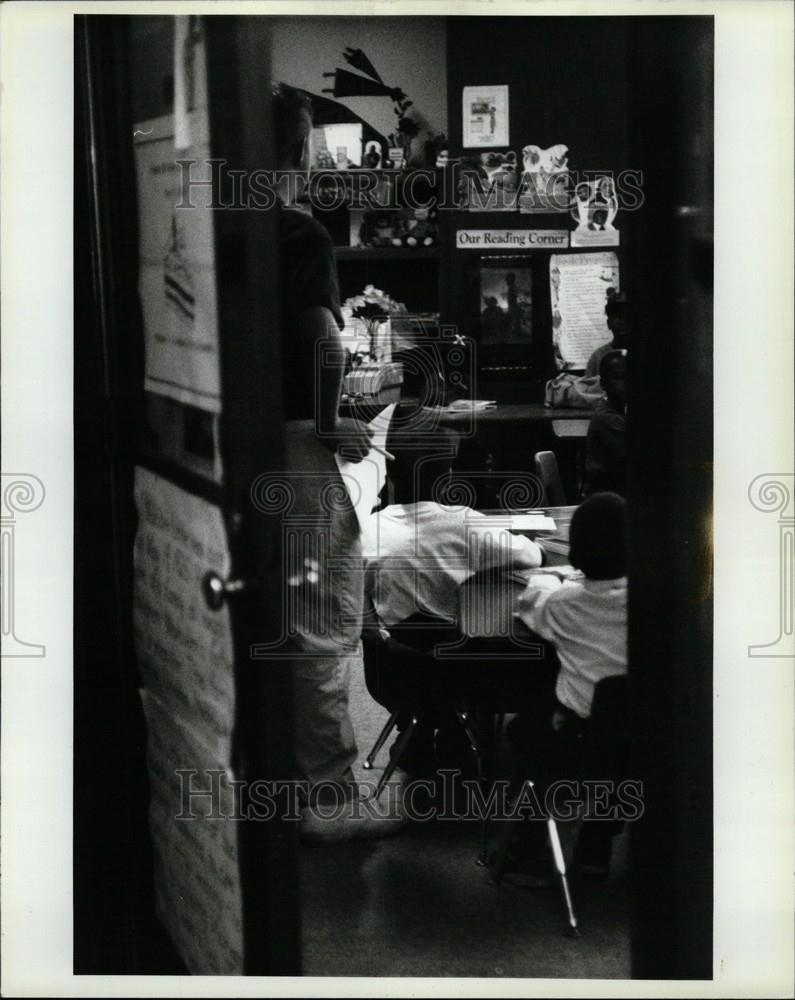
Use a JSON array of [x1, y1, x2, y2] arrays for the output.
[[447, 16, 629, 172], [270, 16, 448, 144]]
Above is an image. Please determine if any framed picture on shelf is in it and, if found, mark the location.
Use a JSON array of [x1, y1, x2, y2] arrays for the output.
[[311, 123, 363, 169]]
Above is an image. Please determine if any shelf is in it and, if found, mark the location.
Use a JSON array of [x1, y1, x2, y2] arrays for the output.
[[335, 246, 440, 261]]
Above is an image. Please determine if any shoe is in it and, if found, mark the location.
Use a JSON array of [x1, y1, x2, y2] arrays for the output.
[[299, 782, 409, 846]]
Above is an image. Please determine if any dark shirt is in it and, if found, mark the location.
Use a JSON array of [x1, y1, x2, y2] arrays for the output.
[[584, 398, 626, 497], [278, 205, 344, 420]]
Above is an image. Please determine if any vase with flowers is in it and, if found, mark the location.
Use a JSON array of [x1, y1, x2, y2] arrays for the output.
[[341, 284, 407, 365]]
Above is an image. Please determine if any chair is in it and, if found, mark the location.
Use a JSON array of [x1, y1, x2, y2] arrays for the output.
[[534, 450, 567, 507], [361, 619, 484, 800], [361, 614, 561, 864], [488, 674, 629, 937]]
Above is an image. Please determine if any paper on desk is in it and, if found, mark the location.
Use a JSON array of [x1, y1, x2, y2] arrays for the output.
[[440, 399, 497, 413], [335, 403, 396, 532], [508, 514, 557, 531]]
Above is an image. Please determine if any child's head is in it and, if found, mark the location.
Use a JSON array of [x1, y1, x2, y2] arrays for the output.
[[569, 492, 627, 579], [272, 83, 314, 170], [604, 291, 628, 345], [599, 350, 627, 408]]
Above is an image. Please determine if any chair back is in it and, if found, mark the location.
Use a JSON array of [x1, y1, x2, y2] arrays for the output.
[[580, 674, 628, 782], [534, 449, 567, 507], [361, 617, 460, 713]]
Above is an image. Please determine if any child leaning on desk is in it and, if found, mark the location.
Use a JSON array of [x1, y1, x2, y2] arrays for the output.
[[515, 491, 627, 720], [501, 492, 628, 884]]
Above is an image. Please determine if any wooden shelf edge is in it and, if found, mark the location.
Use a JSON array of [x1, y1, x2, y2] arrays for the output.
[[335, 246, 441, 261]]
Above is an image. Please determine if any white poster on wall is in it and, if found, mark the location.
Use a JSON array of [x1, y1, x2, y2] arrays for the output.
[[550, 251, 620, 369], [462, 85, 509, 148], [133, 110, 222, 411], [132, 466, 243, 975]]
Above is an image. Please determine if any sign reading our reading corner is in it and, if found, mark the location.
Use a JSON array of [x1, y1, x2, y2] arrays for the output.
[[456, 229, 569, 250]]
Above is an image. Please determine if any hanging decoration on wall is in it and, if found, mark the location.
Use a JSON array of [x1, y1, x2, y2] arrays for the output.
[[571, 176, 620, 246], [459, 151, 519, 211], [323, 65, 406, 102], [339, 46, 385, 84], [322, 48, 421, 166], [518, 143, 570, 214]]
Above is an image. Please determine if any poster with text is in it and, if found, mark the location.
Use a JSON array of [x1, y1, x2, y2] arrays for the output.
[[549, 252, 620, 369], [133, 110, 222, 411], [462, 85, 509, 148]]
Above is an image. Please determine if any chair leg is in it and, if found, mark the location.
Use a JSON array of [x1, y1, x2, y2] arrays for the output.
[[488, 779, 531, 885], [374, 714, 419, 800], [455, 710, 481, 755], [481, 711, 505, 785], [363, 710, 400, 770], [455, 712, 490, 865], [547, 817, 581, 937]]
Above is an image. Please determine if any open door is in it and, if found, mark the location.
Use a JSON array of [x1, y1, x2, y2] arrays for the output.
[[77, 14, 300, 975]]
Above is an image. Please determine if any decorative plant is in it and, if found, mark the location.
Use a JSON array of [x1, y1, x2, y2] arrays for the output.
[[390, 95, 420, 164], [321, 49, 422, 166], [343, 285, 407, 362]]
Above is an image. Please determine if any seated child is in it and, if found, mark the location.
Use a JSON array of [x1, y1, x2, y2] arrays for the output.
[[501, 491, 628, 883], [584, 290, 628, 378], [362, 428, 548, 778], [584, 351, 627, 498]]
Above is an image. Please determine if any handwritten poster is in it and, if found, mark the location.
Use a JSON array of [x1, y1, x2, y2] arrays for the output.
[[132, 466, 243, 974], [133, 107, 222, 411], [549, 252, 620, 369]]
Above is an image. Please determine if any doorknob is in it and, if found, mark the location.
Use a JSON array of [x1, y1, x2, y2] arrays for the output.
[[202, 570, 247, 611]]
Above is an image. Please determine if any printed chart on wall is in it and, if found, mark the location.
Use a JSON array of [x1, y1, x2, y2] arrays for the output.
[[133, 17, 222, 412], [462, 85, 509, 148], [132, 466, 243, 975], [549, 251, 620, 369]]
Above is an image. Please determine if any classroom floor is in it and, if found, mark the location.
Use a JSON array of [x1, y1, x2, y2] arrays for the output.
[[299, 659, 631, 979]]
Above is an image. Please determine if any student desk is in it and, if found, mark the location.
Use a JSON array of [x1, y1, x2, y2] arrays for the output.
[[457, 505, 576, 640], [430, 403, 592, 430], [429, 405, 591, 506], [341, 399, 592, 431]]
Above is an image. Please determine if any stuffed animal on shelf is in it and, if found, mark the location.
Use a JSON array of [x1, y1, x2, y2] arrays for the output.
[[359, 211, 399, 247], [390, 206, 438, 247]]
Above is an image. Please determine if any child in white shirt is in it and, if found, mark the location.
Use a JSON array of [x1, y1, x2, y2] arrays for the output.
[[503, 492, 628, 884], [516, 493, 627, 720]]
